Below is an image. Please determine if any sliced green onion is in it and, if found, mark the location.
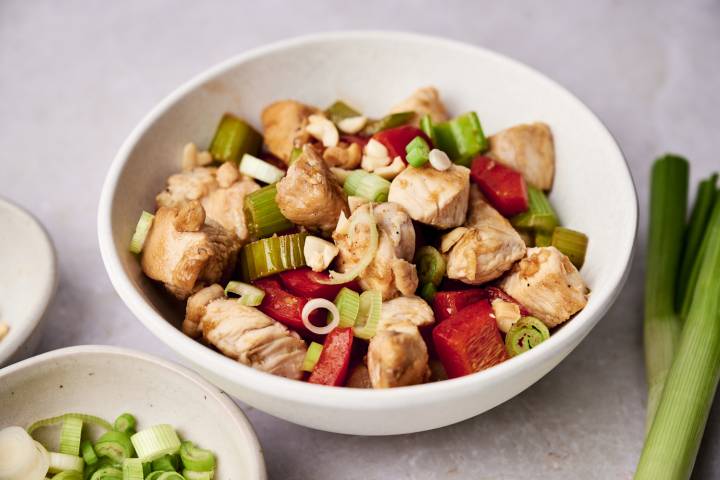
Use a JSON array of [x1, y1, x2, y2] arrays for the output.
[[113, 413, 136, 436], [130, 425, 180, 463], [511, 186, 559, 232], [678, 172, 718, 315], [432, 112, 487, 166], [636, 197, 720, 479], [182, 470, 214, 480], [239, 153, 285, 184], [324, 207, 378, 285], [405, 136, 430, 168], [353, 291, 382, 340], [302, 342, 324, 372], [27, 413, 113, 435], [145, 472, 164, 480], [419, 114, 437, 145], [551, 227, 589, 269], [243, 184, 294, 240], [157, 473, 185, 480], [288, 147, 303, 165], [505, 316, 550, 356], [239, 232, 307, 281], [343, 170, 391, 203], [60, 417, 83, 456], [209, 113, 263, 163], [419, 282, 437, 303], [331, 287, 361, 328], [121, 458, 143, 480], [224, 281, 265, 306], [48, 451, 84, 473], [533, 230, 552, 247], [361, 111, 414, 136], [129, 211, 154, 254], [81, 440, 98, 466], [302, 298, 340, 335], [325, 100, 361, 125], [89, 466, 123, 480], [95, 431, 134, 464], [414, 246, 446, 286], [642, 155, 688, 430], [53, 471, 83, 480], [179, 441, 215, 472], [151, 453, 179, 472]]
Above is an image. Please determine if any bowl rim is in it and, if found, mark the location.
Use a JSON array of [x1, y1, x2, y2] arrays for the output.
[[97, 30, 638, 409], [0, 195, 58, 365], [0, 344, 267, 479]]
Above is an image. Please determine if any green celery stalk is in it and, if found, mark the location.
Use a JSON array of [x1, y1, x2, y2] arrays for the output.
[[643, 155, 688, 431], [361, 112, 414, 136], [635, 197, 720, 479], [209, 113, 263, 163], [433, 112, 487, 166], [677, 172, 718, 316], [325, 101, 361, 125]]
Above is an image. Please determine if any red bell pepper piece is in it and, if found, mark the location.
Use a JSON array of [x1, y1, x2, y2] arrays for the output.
[[372, 125, 431, 162], [254, 277, 315, 333], [470, 155, 529, 217], [432, 300, 509, 378], [277, 267, 359, 300], [309, 327, 354, 386], [433, 289, 487, 322]]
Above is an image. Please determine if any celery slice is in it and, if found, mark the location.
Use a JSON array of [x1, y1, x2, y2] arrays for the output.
[[94, 431, 134, 463], [179, 441, 215, 472], [361, 111, 414, 136], [505, 316, 550, 357], [224, 281, 265, 306], [53, 471, 83, 480], [343, 170, 390, 203], [244, 184, 293, 240], [122, 458, 144, 480], [325, 101, 361, 125], [209, 113, 262, 163], [302, 342, 324, 372], [113, 413, 136, 435], [239, 232, 307, 281], [332, 287, 361, 328], [59, 417, 83, 456], [511, 186, 559, 232], [27, 413, 113, 435], [151, 453, 179, 472], [405, 136, 430, 167], [432, 112, 487, 166], [551, 227, 588, 269], [239, 154, 285, 184], [130, 425, 180, 462], [534, 230, 552, 247], [48, 451, 84, 473], [353, 291, 382, 340], [81, 440, 98, 466], [129, 211, 154, 254], [419, 114, 437, 145]]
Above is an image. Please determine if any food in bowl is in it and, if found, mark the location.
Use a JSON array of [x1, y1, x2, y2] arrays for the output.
[[129, 86, 590, 389], [0, 412, 217, 480]]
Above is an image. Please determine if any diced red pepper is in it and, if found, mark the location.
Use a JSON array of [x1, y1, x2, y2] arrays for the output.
[[254, 277, 316, 333], [432, 300, 509, 378], [433, 289, 487, 322], [372, 125, 431, 162], [470, 155, 529, 217], [309, 327, 354, 386], [277, 267, 359, 300]]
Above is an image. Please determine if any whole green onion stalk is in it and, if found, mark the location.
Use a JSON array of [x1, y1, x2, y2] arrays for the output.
[[643, 155, 688, 430], [636, 196, 720, 479]]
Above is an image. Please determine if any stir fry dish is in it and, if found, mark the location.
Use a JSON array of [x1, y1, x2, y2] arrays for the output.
[[129, 87, 590, 388]]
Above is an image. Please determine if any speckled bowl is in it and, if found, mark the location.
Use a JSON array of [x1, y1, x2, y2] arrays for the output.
[[0, 345, 266, 479], [98, 32, 637, 435]]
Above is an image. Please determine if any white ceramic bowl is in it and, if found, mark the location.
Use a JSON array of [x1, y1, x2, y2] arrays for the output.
[[98, 32, 637, 435], [0, 345, 266, 479], [0, 196, 57, 366]]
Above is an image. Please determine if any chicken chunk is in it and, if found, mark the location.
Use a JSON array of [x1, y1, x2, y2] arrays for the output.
[[368, 321, 430, 388], [443, 186, 526, 285], [275, 145, 349, 235], [389, 86, 449, 127], [201, 176, 259, 242], [183, 283, 225, 337], [333, 202, 418, 300], [500, 246, 588, 328], [141, 206, 240, 300], [261, 100, 317, 163], [156, 167, 219, 208], [388, 164, 470, 229], [378, 295, 435, 331], [489, 122, 555, 191], [184, 287, 307, 379]]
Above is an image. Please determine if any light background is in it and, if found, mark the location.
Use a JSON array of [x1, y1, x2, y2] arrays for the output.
[[1, 0, 718, 478]]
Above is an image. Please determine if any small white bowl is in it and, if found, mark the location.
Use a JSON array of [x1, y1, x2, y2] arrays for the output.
[[98, 32, 637, 435], [0, 196, 57, 366], [0, 345, 266, 479]]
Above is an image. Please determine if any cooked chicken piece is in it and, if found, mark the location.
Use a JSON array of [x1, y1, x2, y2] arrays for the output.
[[333, 202, 418, 300], [368, 321, 430, 388], [173, 200, 206, 232], [492, 298, 522, 333], [489, 122, 555, 191], [346, 363, 372, 388], [348, 195, 369, 213], [261, 100, 317, 163], [184, 287, 307, 379], [183, 284, 225, 337], [443, 186, 526, 284], [389, 86, 449, 127], [201, 176, 259, 242], [156, 167, 219, 208], [303, 235, 339, 272], [500, 246, 589, 328], [141, 207, 240, 300], [378, 295, 435, 331], [276, 145, 349, 235], [388, 164, 470, 229]]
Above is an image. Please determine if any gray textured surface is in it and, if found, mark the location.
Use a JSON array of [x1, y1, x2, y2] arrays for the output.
[[1, 0, 719, 478]]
